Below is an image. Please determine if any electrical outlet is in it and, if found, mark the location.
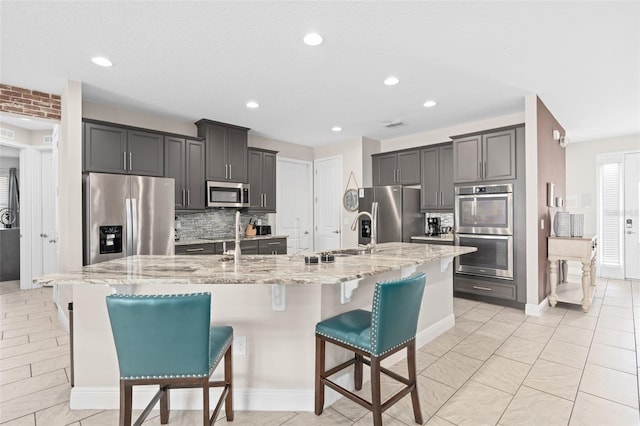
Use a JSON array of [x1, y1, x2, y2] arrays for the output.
[[233, 336, 247, 355], [541, 219, 545, 230]]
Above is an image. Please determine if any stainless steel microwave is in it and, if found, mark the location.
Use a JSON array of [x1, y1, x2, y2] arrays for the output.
[[206, 181, 250, 208]]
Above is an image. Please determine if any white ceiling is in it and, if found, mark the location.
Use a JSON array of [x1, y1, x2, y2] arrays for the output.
[[1, 1, 638, 147]]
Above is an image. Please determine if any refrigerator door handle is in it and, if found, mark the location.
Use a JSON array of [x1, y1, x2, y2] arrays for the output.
[[131, 198, 138, 253], [125, 198, 133, 255]]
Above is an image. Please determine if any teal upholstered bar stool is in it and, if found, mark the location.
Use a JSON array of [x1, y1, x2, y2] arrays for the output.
[[315, 272, 426, 426], [106, 293, 233, 426]]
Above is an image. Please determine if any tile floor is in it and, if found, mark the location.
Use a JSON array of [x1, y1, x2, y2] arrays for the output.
[[1, 277, 639, 425]]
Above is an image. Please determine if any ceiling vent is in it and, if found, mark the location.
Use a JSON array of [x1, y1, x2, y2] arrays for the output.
[[381, 121, 405, 129], [43, 135, 53, 144], [0, 127, 15, 139]]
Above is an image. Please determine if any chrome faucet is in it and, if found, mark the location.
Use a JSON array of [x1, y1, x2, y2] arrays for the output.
[[234, 210, 242, 263], [350, 202, 378, 252]]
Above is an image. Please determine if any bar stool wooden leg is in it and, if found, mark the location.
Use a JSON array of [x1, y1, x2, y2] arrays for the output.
[[314, 335, 326, 415], [407, 341, 423, 424], [160, 385, 170, 424], [120, 380, 132, 426], [202, 378, 210, 426], [371, 356, 382, 426], [224, 346, 234, 421], [354, 354, 363, 391]]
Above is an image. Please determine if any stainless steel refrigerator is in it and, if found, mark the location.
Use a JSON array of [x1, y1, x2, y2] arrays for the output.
[[83, 173, 175, 265], [357, 186, 422, 245]]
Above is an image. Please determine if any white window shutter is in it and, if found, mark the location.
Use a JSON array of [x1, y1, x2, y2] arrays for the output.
[[599, 160, 623, 267]]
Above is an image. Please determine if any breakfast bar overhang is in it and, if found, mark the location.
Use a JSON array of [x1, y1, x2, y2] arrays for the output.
[[34, 242, 475, 411]]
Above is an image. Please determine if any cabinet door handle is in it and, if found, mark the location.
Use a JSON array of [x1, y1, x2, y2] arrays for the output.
[[264, 193, 267, 207], [472, 285, 492, 291], [268, 242, 280, 245], [123, 152, 127, 170], [483, 161, 487, 178], [129, 152, 132, 171], [182, 190, 186, 206], [228, 164, 232, 180], [440, 191, 443, 206], [187, 190, 190, 206], [185, 247, 205, 252], [224, 164, 228, 179], [478, 162, 482, 179]]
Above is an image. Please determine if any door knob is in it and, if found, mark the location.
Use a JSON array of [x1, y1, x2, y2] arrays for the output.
[[41, 233, 49, 238], [333, 230, 340, 234], [304, 231, 309, 235], [49, 239, 57, 243], [627, 231, 636, 234]]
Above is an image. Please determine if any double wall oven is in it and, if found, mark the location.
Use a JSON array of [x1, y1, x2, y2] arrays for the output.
[[454, 184, 514, 280]]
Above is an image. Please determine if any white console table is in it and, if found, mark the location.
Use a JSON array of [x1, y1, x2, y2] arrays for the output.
[[548, 235, 597, 312]]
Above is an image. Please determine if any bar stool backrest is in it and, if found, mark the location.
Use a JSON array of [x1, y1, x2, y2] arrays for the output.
[[106, 293, 212, 379], [371, 272, 426, 356]]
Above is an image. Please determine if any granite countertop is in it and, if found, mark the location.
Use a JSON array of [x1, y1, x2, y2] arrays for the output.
[[175, 235, 289, 246], [34, 242, 476, 287], [411, 234, 454, 242]]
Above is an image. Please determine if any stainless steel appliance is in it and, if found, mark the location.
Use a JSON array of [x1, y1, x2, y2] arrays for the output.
[[454, 183, 514, 280], [84, 173, 175, 265], [255, 225, 271, 235], [206, 181, 250, 208], [357, 186, 422, 244], [427, 217, 441, 236]]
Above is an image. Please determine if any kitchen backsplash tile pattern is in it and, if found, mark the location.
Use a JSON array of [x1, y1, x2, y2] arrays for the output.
[[176, 210, 269, 240], [424, 212, 454, 233]]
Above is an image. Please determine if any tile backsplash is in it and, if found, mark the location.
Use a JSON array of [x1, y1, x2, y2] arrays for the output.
[[176, 210, 269, 240], [424, 212, 454, 233]]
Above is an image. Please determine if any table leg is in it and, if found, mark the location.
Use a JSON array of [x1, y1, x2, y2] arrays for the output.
[[561, 260, 568, 283], [581, 261, 592, 312], [590, 255, 597, 287], [549, 260, 558, 307]]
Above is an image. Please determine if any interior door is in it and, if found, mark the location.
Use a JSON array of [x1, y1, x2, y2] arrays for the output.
[[314, 156, 342, 252], [625, 152, 640, 279], [40, 150, 57, 275], [276, 158, 313, 254]]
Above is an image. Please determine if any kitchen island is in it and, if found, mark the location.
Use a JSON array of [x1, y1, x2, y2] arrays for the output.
[[35, 242, 475, 412]]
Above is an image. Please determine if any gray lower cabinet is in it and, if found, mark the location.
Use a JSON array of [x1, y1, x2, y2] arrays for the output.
[[420, 143, 453, 210], [453, 275, 516, 301], [258, 238, 287, 254], [83, 121, 164, 176], [372, 149, 420, 186], [248, 148, 277, 212], [453, 128, 516, 183], [175, 243, 218, 255], [176, 238, 287, 256], [195, 119, 249, 183], [165, 136, 205, 211]]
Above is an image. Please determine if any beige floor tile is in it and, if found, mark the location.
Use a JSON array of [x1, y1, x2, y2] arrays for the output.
[[560, 312, 598, 330], [31, 354, 70, 377], [450, 333, 503, 361], [495, 336, 545, 365], [552, 325, 594, 347], [329, 379, 402, 422], [570, 391, 640, 426], [599, 305, 634, 320], [474, 318, 519, 341], [27, 310, 57, 321], [512, 322, 555, 344], [470, 355, 530, 394], [352, 412, 406, 426], [0, 345, 68, 372], [0, 365, 31, 385], [0, 314, 29, 326], [539, 339, 589, 369], [34, 401, 103, 425], [603, 296, 633, 308], [597, 315, 635, 332], [447, 317, 483, 338], [0, 414, 35, 426], [580, 363, 639, 409], [25, 327, 68, 343], [280, 408, 352, 425], [492, 308, 527, 325], [0, 317, 52, 333], [2, 302, 48, 316], [385, 376, 456, 423], [425, 416, 455, 426], [422, 351, 483, 389], [437, 381, 512, 426], [420, 332, 464, 357], [3, 322, 65, 340], [588, 342, 637, 374], [525, 310, 566, 327], [593, 327, 635, 350], [212, 410, 296, 425], [0, 335, 29, 349], [1, 369, 68, 403], [499, 385, 572, 426], [56, 335, 70, 346], [459, 306, 501, 323], [0, 383, 69, 423], [0, 338, 57, 360], [523, 359, 582, 401], [79, 409, 147, 425]]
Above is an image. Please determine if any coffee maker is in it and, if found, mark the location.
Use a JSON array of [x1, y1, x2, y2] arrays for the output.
[[426, 217, 441, 236]]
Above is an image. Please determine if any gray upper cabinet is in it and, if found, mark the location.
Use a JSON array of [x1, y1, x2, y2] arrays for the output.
[[195, 119, 249, 183], [83, 121, 164, 177], [372, 149, 420, 186], [453, 128, 516, 183], [420, 143, 453, 211], [165, 136, 205, 211], [248, 148, 277, 212]]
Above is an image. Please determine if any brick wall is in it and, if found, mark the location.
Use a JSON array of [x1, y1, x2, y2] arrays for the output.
[[0, 84, 61, 120]]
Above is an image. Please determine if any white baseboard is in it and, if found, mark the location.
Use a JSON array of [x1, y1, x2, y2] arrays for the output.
[[70, 314, 456, 412], [525, 297, 549, 317]]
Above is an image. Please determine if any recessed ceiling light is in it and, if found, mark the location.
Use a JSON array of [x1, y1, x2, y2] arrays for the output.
[[384, 76, 399, 86], [21, 117, 31, 121], [303, 33, 323, 46], [423, 100, 437, 108], [246, 101, 259, 109], [332, 126, 342, 132], [91, 56, 113, 67]]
